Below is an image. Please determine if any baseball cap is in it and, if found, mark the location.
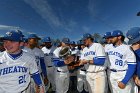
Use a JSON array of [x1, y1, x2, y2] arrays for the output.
[[103, 32, 112, 39], [77, 40, 84, 45], [111, 30, 124, 37], [42, 37, 51, 43], [15, 30, 24, 37], [77, 40, 81, 45], [62, 38, 70, 44], [82, 33, 93, 40], [22, 37, 28, 43], [126, 27, 140, 44], [28, 34, 41, 40], [1, 31, 23, 42], [70, 41, 76, 45], [100, 39, 106, 44]]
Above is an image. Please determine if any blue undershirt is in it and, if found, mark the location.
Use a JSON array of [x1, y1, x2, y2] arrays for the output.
[[93, 57, 106, 65], [31, 72, 42, 86], [40, 57, 47, 77], [53, 58, 66, 67], [121, 64, 136, 84], [134, 49, 140, 79]]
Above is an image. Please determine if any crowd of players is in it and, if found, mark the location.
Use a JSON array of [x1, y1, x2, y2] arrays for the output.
[[0, 27, 140, 93]]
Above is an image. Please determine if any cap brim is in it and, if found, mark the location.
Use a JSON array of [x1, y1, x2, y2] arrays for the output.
[[128, 36, 140, 44], [111, 35, 124, 37], [82, 37, 88, 40], [103, 36, 112, 39], [28, 37, 41, 40], [45, 41, 51, 43], [0, 37, 20, 42]]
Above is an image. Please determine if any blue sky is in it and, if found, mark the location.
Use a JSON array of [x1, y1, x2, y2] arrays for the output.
[[0, 0, 140, 41]]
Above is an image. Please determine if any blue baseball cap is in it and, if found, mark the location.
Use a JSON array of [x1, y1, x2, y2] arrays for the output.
[[77, 40, 81, 45], [100, 39, 106, 44], [111, 30, 124, 37], [22, 37, 28, 43], [15, 30, 24, 37], [70, 41, 76, 45], [103, 32, 112, 39], [62, 38, 70, 44], [1, 31, 23, 42], [42, 37, 51, 43], [55, 41, 61, 46], [77, 40, 84, 45], [28, 34, 41, 40], [126, 27, 140, 44], [82, 33, 93, 40]]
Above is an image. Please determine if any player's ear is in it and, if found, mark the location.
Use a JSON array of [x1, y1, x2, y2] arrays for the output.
[[19, 42, 24, 46], [118, 36, 122, 40]]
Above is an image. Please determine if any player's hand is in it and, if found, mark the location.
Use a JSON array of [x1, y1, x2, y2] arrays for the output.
[[79, 59, 89, 65], [44, 77, 48, 86], [118, 81, 126, 89], [131, 43, 140, 51], [64, 56, 75, 65], [35, 85, 40, 93], [68, 65, 75, 70], [134, 76, 140, 86], [39, 86, 45, 93]]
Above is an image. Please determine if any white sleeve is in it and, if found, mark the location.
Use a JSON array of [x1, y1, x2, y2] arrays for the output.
[[95, 44, 106, 57], [126, 46, 136, 64], [40, 50, 45, 58], [53, 48, 60, 58], [80, 48, 87, 60], [29, 56, 39, 74]]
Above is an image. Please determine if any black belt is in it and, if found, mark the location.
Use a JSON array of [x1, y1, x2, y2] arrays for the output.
[[48, 66, 53, 67], [57, 70, 61, 72], [81, 69, 86, 71], [57, 70, 68, 73], [110, 69, 126, 72]]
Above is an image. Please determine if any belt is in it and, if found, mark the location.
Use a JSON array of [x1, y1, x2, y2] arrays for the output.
[[110, 69, 126, 72], [57, 70, 68, 73], [87, 70, 104, 73], [81, 69, 86, 72], [48, 66, 53, 67], [57, 70, 61, 72]]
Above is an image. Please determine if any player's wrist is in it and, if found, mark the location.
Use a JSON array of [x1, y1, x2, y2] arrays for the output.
[[88, 60, 92, 64], [64, 60, 69, 65]]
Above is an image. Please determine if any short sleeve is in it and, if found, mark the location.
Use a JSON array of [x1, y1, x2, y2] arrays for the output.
[[29, 56, 39, 74], [95, 44, 106, 57], [126, 46, 136, 63]]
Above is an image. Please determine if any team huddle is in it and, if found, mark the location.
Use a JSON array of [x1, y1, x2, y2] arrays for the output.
[[0, 27, 140, 93]]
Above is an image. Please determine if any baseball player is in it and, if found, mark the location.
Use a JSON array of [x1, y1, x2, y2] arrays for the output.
[[76, 40, 89, 93], [103, 32, 112, 45], [26, 34, 48, 93], [103, 32, 113, 93], [126, 27, 140, 93], [68, 41, 79, 92], [53, 38, 74, 93], [0, 31, 44, 93], [0, 42, 5, 52], [41, 37, 56, 92], [79, 33, 107, 93], [107, 30, 136, 93]]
